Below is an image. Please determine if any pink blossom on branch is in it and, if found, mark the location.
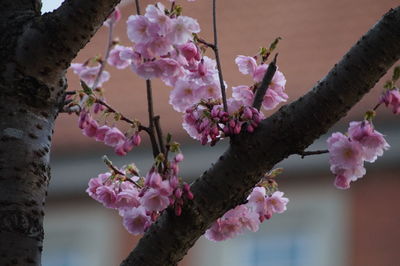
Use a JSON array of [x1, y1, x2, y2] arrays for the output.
[[205, 188, 289, 241], [348, 121, 390, 162], [121, 207, 152, 235], [381, 88, 400, 114], [235, 55, 257, 75], [70, 63, 110, 88], [327, 121, 389, 189], [107, 45, 133, 69], [104, 7, 121, 27]]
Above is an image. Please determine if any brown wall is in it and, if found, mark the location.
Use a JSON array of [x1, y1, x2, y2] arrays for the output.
[[352, 171, 400, 266], [53, 0, 398, 152]]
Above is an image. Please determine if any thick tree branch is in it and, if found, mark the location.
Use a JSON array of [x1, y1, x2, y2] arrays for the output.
[[15, 0, 121, 86], [0, 0, 41, 16], [121, 7, 400, 266]]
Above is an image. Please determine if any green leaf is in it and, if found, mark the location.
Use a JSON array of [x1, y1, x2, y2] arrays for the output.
[[80, 81, 93, 95], [268, 37, 282, 53]]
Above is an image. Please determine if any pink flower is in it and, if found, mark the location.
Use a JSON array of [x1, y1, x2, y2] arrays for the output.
[[82, 118, 98, 138], [232, 85, 254, 107], [169, 79, 200, 112], [174, 153, 184, 163], [140, 188, 170, 212], [157, 58, 181, 79], [104, 7, 121, 27], [120, 48, 141, 65], [168, 16, 200, 44], [104, 127, 126, 147], [327, 132, 366, 189], [127, 15, 154, 44], [179, 42, 200, 62], [96, 184, 117, 208], [205, 215, 243, 242], [381, 89, 400, 114], [205, 205, 260, 242], [146, 36, 174, 57], [196, 81, 222, 101], [348, 121, 389, 162], [121, 207, 152, 235], [70, 63, 110, 88], [107, 45, 132, 69], [328, 132, 364, 170], [266, 191, 289, 214], [262, 89, 287, 110], [114, 143, 128, 156], [86, 172, 111, 199], [225, 205, 260, 232], [247, 186, 266, 218], [145, 3, 172, 36], [94, 125, 111, 142], [118, 133, 141, 155], [334, 174, 351, 190], [145, 171, 162, 188], [235, 55, 257, 75], [132, 61, 163, 80], [115, 184, 140, 209]]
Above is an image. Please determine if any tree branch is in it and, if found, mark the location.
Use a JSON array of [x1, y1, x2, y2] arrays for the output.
[[0, 0, 40, 16], [296, 149, 329, 158], [212, 0, 228, 112], [121, 7, 400, 266], [252, 54, 278, 110], [15, 0, 121, 86], [146, 79, 160, 157]]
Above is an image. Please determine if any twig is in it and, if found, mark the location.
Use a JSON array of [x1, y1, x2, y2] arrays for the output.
[[75, 18, 115, 112], [65, 91, 77, 95], [146, 80, 160, 157], [212, 0, 228, 112], [154, 116, 166, 155], [196, 38, 215, 49], [373, 101, 382, 111], [296, 149, 329, 159], [95, 99, 149, 133], [103, 156, 142, 189], [135, 0, 141, 15], [252, 54, 278, 111], [92, 20, 114, 90]]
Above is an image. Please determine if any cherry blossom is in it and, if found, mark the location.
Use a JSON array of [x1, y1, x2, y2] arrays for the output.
[[381, 88, 400, 114], [70, 63, 110, 88], [107, 45, 133, 69], [121, 207, 152, 235]]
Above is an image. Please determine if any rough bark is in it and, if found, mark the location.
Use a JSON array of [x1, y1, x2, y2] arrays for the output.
[[121, 7, 400, 266], [0, 0, 120, 265]]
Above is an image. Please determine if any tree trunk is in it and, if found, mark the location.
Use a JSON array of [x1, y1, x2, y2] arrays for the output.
[[0, 79, 62, 265], [0, 0, 119, 264]]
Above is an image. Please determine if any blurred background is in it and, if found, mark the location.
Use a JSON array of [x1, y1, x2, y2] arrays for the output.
[[41, 0, 400, 265]]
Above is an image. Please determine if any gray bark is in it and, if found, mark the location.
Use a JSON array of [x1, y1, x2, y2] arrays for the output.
[[121, 6, 400, 266], [0, 0, 120, 265]]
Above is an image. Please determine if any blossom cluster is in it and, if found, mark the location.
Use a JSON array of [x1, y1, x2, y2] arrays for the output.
[[327, 120, 389, 189], [87, 153, 193, 235], [183, 99, 264, 145], [79, 110, 141, 156], [100, 3, 288, 145], [234, 55, 288, 110], [205, 186, 289, 242]]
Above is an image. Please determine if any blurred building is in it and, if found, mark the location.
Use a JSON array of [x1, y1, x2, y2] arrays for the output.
[[42, 0, 400, 265]]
